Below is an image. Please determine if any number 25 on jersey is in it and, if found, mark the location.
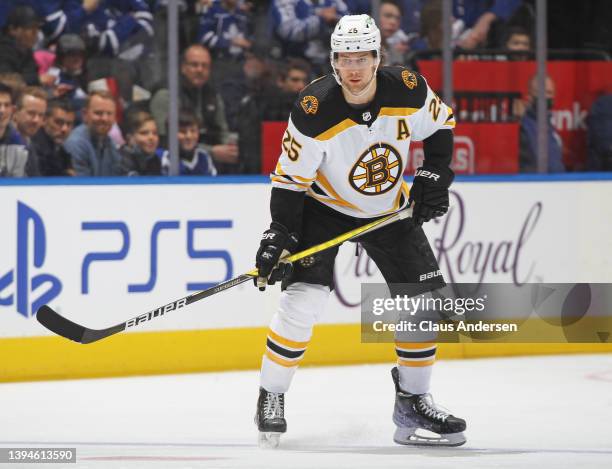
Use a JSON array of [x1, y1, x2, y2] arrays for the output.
[[282, 130, 302, 161]]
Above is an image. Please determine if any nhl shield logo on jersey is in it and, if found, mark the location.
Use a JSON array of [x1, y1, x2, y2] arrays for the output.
[[349, 143, 403, 195], [301, 96, 319, 115], [362, 111, 372, 122], [401, 70, 418, 90]]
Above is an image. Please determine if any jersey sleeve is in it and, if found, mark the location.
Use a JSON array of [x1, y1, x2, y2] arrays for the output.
[[271, 115, 324, 193], [407, 77, 455, 142]]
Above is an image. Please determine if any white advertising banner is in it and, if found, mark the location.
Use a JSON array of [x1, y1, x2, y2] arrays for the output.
[[1, 179, 611, 339]]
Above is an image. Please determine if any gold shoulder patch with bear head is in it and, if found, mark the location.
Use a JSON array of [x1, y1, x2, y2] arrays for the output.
[[401, 70, 418, 90], [301, 95, 319, 115]]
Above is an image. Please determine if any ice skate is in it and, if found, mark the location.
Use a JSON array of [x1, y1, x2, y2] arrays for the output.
[[255, 387, 286, 449], [391, 367, 466, 446]]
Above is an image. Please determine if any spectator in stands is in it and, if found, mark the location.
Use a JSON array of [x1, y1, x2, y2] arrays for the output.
[[378, 0, 410, 65], [30, 99, 76, 176], [519, 75, 565, 173], [0, 0, 101, 44], [0, 73, 26, 102], [503, 25, 532, 60], [269, 0, 347, 68], [120, 110, 163, 176], [197, 0, 253, 60], [13, 87, 48, 143], [218, 51, 274, 132], [400, 0, 427, 37], [454, 0, 523, 50], [406, 0, 442, 62], [150, 44, 238, 172], [43, 34, 88, 111], [0, 5, 41, 85], [161, 109, 217, 176], [13, 86, 48, 176], [236, 58, 310, 174], [0, 83, 29, 177], [278, 59, 310, 94], [64, 90, 124, 176], [270, 58, 310, 118], [82, 0, 154, 59], [198, 0, 254, 82], [83, 0, 156, 101], [345, 0, 372, 15], [587, 93, 612, 171]]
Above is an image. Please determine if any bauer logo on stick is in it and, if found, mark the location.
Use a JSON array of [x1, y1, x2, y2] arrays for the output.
[[126, 298, 188, 328]]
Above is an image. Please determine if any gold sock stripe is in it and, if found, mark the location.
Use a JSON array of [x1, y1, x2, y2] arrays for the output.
[[397, 358, 436, 367], [268, 330, 309, 349], [265, 349, 301, 368]]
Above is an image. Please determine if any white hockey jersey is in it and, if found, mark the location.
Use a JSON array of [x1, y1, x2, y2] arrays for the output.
[[271, 67, 455, 218]]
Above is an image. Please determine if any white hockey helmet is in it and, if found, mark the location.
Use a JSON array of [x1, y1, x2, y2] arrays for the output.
[[330, 14, 381, 55], [330, 15, 381, 94]]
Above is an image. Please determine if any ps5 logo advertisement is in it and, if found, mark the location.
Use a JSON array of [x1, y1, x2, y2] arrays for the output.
[[0, 199, 234, 322], [0, 202, 62, 318]]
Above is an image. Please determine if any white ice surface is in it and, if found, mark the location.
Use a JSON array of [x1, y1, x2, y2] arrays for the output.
[[2, 354, 612, 469]]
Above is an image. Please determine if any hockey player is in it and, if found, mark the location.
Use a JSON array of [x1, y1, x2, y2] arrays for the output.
[[253, 14, 466, 448]]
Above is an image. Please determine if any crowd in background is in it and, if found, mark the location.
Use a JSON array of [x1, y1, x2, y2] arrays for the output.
[[0, 0, 611, 178]]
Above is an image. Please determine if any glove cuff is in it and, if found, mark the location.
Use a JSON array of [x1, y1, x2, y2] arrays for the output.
[[266, 222, 299, 253], [414, 165, 454, 187]]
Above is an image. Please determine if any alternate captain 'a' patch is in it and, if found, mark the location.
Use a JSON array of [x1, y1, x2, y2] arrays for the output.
[[349, 143, 403, 195], [401, 70, 418, 89], [301, 95, 319, 115]]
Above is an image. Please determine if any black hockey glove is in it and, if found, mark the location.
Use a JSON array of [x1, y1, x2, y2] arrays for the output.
[[255, 222, 299, 291], [409, 165, 455, 226]]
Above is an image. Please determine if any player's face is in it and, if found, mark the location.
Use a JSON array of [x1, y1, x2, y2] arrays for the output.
[[334, 52, 377, 94], [131, 120, 159, 155]]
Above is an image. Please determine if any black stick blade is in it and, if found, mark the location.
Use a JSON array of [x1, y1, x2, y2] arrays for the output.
[[37, 305, 87, 343]]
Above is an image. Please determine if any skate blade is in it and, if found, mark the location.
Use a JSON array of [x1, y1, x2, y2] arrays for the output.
[[258, 432, 281, 449], [393, 427, 466, 447]]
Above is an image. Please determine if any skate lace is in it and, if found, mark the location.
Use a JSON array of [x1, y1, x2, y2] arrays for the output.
[[263, 392, 284, 419], [417, 394, 449, 422]]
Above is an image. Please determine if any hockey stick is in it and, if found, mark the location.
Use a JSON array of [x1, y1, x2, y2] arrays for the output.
[[37, 207, 413, 344]]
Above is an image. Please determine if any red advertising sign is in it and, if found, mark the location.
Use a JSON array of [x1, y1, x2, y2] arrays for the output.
[[261, 121, 518, 175], [418, 60, 612, 170]]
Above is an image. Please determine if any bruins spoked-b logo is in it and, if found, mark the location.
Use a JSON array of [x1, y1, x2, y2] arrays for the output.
[[401, 70, 418, 89], [301, 95, 319, 115], [349, 143, 403, 195]]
